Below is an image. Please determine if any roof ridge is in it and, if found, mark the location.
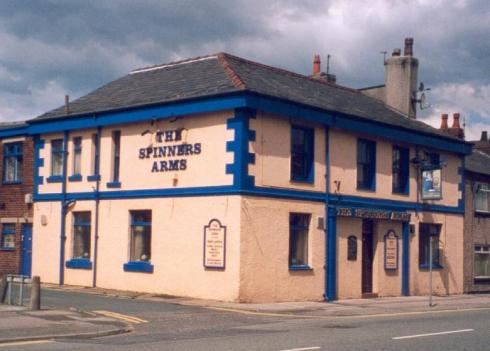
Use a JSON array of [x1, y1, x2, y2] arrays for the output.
[[217, 53, 247, 90], [130, 53, 221, 74], [221, 52, 361, 94]]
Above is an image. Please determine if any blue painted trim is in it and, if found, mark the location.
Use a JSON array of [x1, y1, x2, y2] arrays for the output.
[[0, 126, 28, 138], [225, 108, 256, 188], [66, 258, 92, 270], [123, 261, 154, 273], [324, 126, 331, 301], [68, 174, 82, 182], [0, 247, 15, 251], [356, 138, 376, 191], [33, 136, 45, 195], [325, 206, 337, 301], [87, 174, 101, 182], [419, 263, 444, 270], [289, 265, 313, 271], [402, 222, 410, 296], [106, 181, 121, 188], [2, 181, 22, 185], [92, 126, 102, 288], [47, 175, 63, 183]]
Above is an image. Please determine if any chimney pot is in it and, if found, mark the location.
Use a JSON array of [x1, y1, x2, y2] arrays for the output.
[[440, 113, 448, 129], [452, 113, 461, 128], [65, 95, 70, 115], [392, 48, 401, 56], [313, 54, 321, 75], [404, 37, 414, 56], [481, 131, 488, 142]]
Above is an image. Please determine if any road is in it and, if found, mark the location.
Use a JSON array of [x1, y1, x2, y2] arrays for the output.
[[2, 288, 489, 351]]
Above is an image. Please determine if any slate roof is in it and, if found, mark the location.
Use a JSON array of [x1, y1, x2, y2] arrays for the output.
[[0, 121, 27, 131], [32, 53, 465, 143], [465, 150, 490, 176]]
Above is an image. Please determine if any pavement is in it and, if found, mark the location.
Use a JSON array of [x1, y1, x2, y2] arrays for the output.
[[1, 284, 490, 346]]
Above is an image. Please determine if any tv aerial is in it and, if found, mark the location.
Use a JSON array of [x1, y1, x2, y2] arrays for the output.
[[413, 82, 431, 110]]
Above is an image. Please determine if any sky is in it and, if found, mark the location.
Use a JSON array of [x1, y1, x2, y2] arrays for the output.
[[0, 0, 488, 140]]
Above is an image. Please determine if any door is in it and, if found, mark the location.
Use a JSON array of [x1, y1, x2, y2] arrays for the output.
[[21, 224, 32, 277], [361, 219, 374, 294]]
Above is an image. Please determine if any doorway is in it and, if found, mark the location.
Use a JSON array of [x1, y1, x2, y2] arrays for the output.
[[21, 224, 32, 277], [362, 219, 374, 295]]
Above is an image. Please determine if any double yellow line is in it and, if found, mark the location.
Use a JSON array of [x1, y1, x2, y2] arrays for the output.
[[93, 310, 148, 324]]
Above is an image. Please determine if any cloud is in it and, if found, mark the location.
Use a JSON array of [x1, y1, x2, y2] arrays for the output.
[[0, 0, 488, 130]]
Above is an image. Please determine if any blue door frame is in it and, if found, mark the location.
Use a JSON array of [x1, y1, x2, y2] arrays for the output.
[[21, 224, 32, 277]]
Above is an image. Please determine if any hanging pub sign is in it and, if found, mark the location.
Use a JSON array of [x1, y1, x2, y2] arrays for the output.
[[421, 168, 442, 200], [203, 219, 226, 269], [384, 230, 398, 270]]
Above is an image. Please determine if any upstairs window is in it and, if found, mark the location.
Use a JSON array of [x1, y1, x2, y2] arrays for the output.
[[419, 223, 441, 268], [130, 210, 152, 262], [112, 131, 121, 182], [91, 133, 99, 175], [0, 223, 15, 249], [51, 139, 64, 176], [290, 125, 314, 182], [392, 146, 409, 194], [73, 212, 91, 259], [289, 213, 310, 267], [357, 139, 376, 190], [72, 137, 82, 176], [475, 183, 490, 213], [475, 245, 490, 280], [3, 142, 23, 183]]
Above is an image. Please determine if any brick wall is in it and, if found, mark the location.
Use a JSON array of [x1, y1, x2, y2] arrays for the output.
[[0, 137, 34, 278], [464, 172, 490, 293]]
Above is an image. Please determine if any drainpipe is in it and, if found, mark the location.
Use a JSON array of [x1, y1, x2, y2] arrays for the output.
[[324, 125, 336, 301], [92, 126, 101, 288], [59, 130, 69, 286]]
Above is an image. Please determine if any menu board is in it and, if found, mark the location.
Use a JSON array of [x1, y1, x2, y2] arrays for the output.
[[203, 219, 226, 269], [384, 230, 398, 270]]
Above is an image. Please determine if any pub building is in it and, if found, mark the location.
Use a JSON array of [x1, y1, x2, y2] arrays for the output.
[[27, 38, 472, 302]]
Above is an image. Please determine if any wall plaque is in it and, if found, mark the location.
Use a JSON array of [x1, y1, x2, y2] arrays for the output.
[[384, 230, 398, 270], [203, 219, 226, 269]]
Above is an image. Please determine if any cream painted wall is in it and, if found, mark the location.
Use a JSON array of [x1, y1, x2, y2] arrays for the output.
[[38, 111, 234, 195], [34, 196, 242, 301], [238, 196, 325, 302], [374, 221, 403, 297], [337, 217, 362, 299], [329, 128, 462, 207], [250, 112, 326, 192]]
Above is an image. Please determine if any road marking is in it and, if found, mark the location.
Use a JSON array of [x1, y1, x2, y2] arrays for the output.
[[278, 347, 321, 351], [392, 329, 474, 340], [93, 310, 148, 324], [0, 340, 53, 348]]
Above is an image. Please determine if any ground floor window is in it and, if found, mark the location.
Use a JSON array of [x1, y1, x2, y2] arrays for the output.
[[419, 223, 441, 268], [289, 213, 310, 267], [73, 212, 91, 259], [0, 223, 15, 249], [475, 245, 490, 281], [130, 210, 152, 262]]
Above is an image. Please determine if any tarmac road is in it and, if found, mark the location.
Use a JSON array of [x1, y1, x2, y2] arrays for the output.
[[1, 288, 489, 351]]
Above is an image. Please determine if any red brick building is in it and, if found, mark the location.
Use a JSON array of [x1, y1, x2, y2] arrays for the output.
[[0, 122, 34, 278]]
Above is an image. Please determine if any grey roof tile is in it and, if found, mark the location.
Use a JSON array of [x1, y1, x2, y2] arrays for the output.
[[466, 150, 490, 176]]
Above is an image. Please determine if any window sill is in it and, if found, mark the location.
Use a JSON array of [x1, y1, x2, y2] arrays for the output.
[[65, 258, 92, 270], [289, 265, 312, 271], [0, 247, 15, 251], [87, 174, 101, 182], [68, 174, 82, 182], [106, 181, 121, 188], [357, 185, 376, 192], [419, 263, 444, 270], [392, 190, 410, 196], [475, 211, 490, 218], [290, 177, 314, 184], [474, 278, 490, 284], [47, 175, 63, 183], [123, 261, 153, 273], [2, 181, 22, 185]]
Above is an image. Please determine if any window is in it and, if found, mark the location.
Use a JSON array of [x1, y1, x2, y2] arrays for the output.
[[357, 139, 376, 190], [419, 223, 441, 268], [130, 210, 151, 262], [475, 183, 490, 213], [112, 131, 121, 182], [91, 133, 99, 175], [72, 137, 82, 176], [73, 212, 91, 259], [1, 223, 15, 249], [474, 245, 490, 280], [392, 146, 409, 194], [51, 139, 64, 176], [3, 142, 23, 183], [290, 125, 314, 182], [289, 213, 310, 268], [347, 235, 358, 261]]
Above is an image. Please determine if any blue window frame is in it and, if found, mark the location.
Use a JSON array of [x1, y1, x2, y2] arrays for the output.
[[51, 139, 64, 176], [3, 142, 23, 184], [357, 139, 376, 190], [392, 145, 409, 194], [129, 210, 152, 262], [72, 137, 82, 176], [289, 213, 310, 269], [419, 223, 442, 269], [1, 223, 16, 249], [72, 212, 91, 259], [290, 125, 314, 183], [112, 131, 121, 182]]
